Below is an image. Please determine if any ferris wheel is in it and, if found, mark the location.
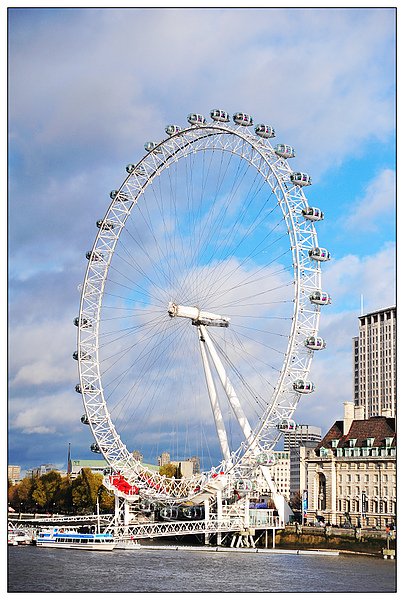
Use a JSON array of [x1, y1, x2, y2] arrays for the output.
[[74, 109, 331, 502]]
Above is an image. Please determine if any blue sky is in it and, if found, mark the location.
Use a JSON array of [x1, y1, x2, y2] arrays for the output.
[[7, 5, 396, 473]]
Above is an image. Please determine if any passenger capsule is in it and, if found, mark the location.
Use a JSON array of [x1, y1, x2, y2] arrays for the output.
[[278, 419, 297, 432], [304, 336, 326, 350], [127, 164, 147, 176], [302, 206, 324, 221], [255, 124, 275, 138], [73, 350, 91, 361], [73, 316, 92, 328], [210, 109, 230, 122], [309, 290, 331, 305], [76, 383, 95, 394], [144, 141, 163, 153], [165, 124, 182, 136], [274, 144, 295, 158], [308, 247, 331, 262], [86, 250, 104, 262], [187, 113, 206, 126], [235, 479, 253, 491], [81, 414, 90, 425], [91, 443, 101, 454], [233, 112, 253, 126], [256, 451, 275, 466], [96, 219, 115, 230], [110, 190, 131, 202], [290, 172, 312, 186], [293, 379, 315, 394]]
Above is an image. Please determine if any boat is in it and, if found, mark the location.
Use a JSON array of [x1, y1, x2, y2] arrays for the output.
[[8, 526, 32, 546], [36, 527, 116, 551]]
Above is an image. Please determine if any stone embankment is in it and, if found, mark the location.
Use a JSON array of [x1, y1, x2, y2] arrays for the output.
[[274, 525, 395, 557]]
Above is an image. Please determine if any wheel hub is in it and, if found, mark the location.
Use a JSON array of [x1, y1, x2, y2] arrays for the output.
[[167, 302, 230, 327]]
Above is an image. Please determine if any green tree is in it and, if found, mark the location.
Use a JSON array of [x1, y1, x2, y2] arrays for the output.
[[54, 476, 73, 514], [289, 491, 302, 510], [99, 487, 115, 513], [10, 476, 35, 512], [159, 463, 178, 478], [72, 468, 104, 514], [32, 478, 47, 511]]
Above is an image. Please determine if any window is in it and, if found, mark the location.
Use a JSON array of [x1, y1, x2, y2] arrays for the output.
[[331, 439, 339, 448], [366, 438, 375, 447], [349, 439, 357, 448]]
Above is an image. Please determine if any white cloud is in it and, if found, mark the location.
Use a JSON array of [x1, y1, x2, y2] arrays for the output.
[[10, 389, 83, 435], [295, 242, 396, 434], [7, 7, 396, 468], [344, 169, 396, 232], [8, 8, 395, 178], [9, 319, 77, 391], [322, 241, 396, 314]]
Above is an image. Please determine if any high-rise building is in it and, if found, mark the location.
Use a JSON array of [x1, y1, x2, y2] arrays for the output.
[[282, 424, 322, 451], [289, 442, 318, 501], [353, 306, 396, 419]]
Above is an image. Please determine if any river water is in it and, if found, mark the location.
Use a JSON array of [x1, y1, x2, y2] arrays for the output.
[[8, 544, 396, 593]]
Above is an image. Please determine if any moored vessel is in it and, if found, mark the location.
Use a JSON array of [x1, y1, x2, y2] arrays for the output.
[[36, 527, 116, 551]]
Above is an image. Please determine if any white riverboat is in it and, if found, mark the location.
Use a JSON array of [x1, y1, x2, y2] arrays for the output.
[[8, 528, 32, 546], [36, 528, 116, 551]]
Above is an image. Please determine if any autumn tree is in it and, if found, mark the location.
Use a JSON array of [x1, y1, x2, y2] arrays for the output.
[[71, 468, 104, 514], [9, 476, 35, 512], [159, 463, 181, 478]]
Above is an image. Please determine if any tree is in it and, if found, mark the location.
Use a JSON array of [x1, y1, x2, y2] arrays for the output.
[[10, 476, 35, 512], [289, 491, 302, 510], [54, 476, 73, 514], [72, 468, 104, 514], [159, 463, 180, 478]]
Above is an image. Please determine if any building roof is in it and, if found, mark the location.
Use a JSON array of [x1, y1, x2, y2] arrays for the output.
[[71, 459, 108, 468], [359, 305, 396, 319], [70, 459, 159, 472], [317, 416, 396, 450]]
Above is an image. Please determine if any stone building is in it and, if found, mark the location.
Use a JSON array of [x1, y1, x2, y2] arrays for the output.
[[306, 402, 396, 527]]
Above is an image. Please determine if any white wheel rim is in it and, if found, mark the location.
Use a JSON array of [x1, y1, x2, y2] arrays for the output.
[[76, 120, 325, 500]]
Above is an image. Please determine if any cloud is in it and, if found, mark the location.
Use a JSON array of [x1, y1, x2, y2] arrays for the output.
[[8, 8, 395, 179], [7, 7, 396, 470], [343, 169, 396, 232], [294, 242, 396, 434], [10, 389, 83, 435], [321, 241, 396, 314]]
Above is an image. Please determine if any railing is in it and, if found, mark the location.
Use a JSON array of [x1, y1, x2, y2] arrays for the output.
[[116, 515, 283, 540], [8, 513, 113, 525]]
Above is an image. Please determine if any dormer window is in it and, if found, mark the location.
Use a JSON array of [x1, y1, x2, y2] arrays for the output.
[[331, 439, 339, 448], [320, 447, 328, 457], [349, 439, 357, 448], [366, 438, 375, 447], [385, 437, 394, 448]]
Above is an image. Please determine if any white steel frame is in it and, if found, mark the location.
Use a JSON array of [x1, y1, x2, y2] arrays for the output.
[[76, 117, 325, 501]]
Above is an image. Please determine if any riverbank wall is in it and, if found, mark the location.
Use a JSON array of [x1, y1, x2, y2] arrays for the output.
[[273, 525, 395, 556]]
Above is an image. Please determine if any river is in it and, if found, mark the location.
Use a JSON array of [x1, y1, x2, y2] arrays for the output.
[[8, 544, 396, 593]]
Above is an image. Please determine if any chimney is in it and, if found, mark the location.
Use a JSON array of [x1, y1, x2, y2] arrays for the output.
[[354, 405, 365, 420], [343, 402, 355, 435]]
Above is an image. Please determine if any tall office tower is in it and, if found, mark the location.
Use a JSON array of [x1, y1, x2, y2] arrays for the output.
[[283, 424, 322, 451], [353, 306, 396, 419]]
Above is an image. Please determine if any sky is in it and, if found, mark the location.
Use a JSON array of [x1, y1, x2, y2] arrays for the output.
[[7, 5, 396, 474]]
